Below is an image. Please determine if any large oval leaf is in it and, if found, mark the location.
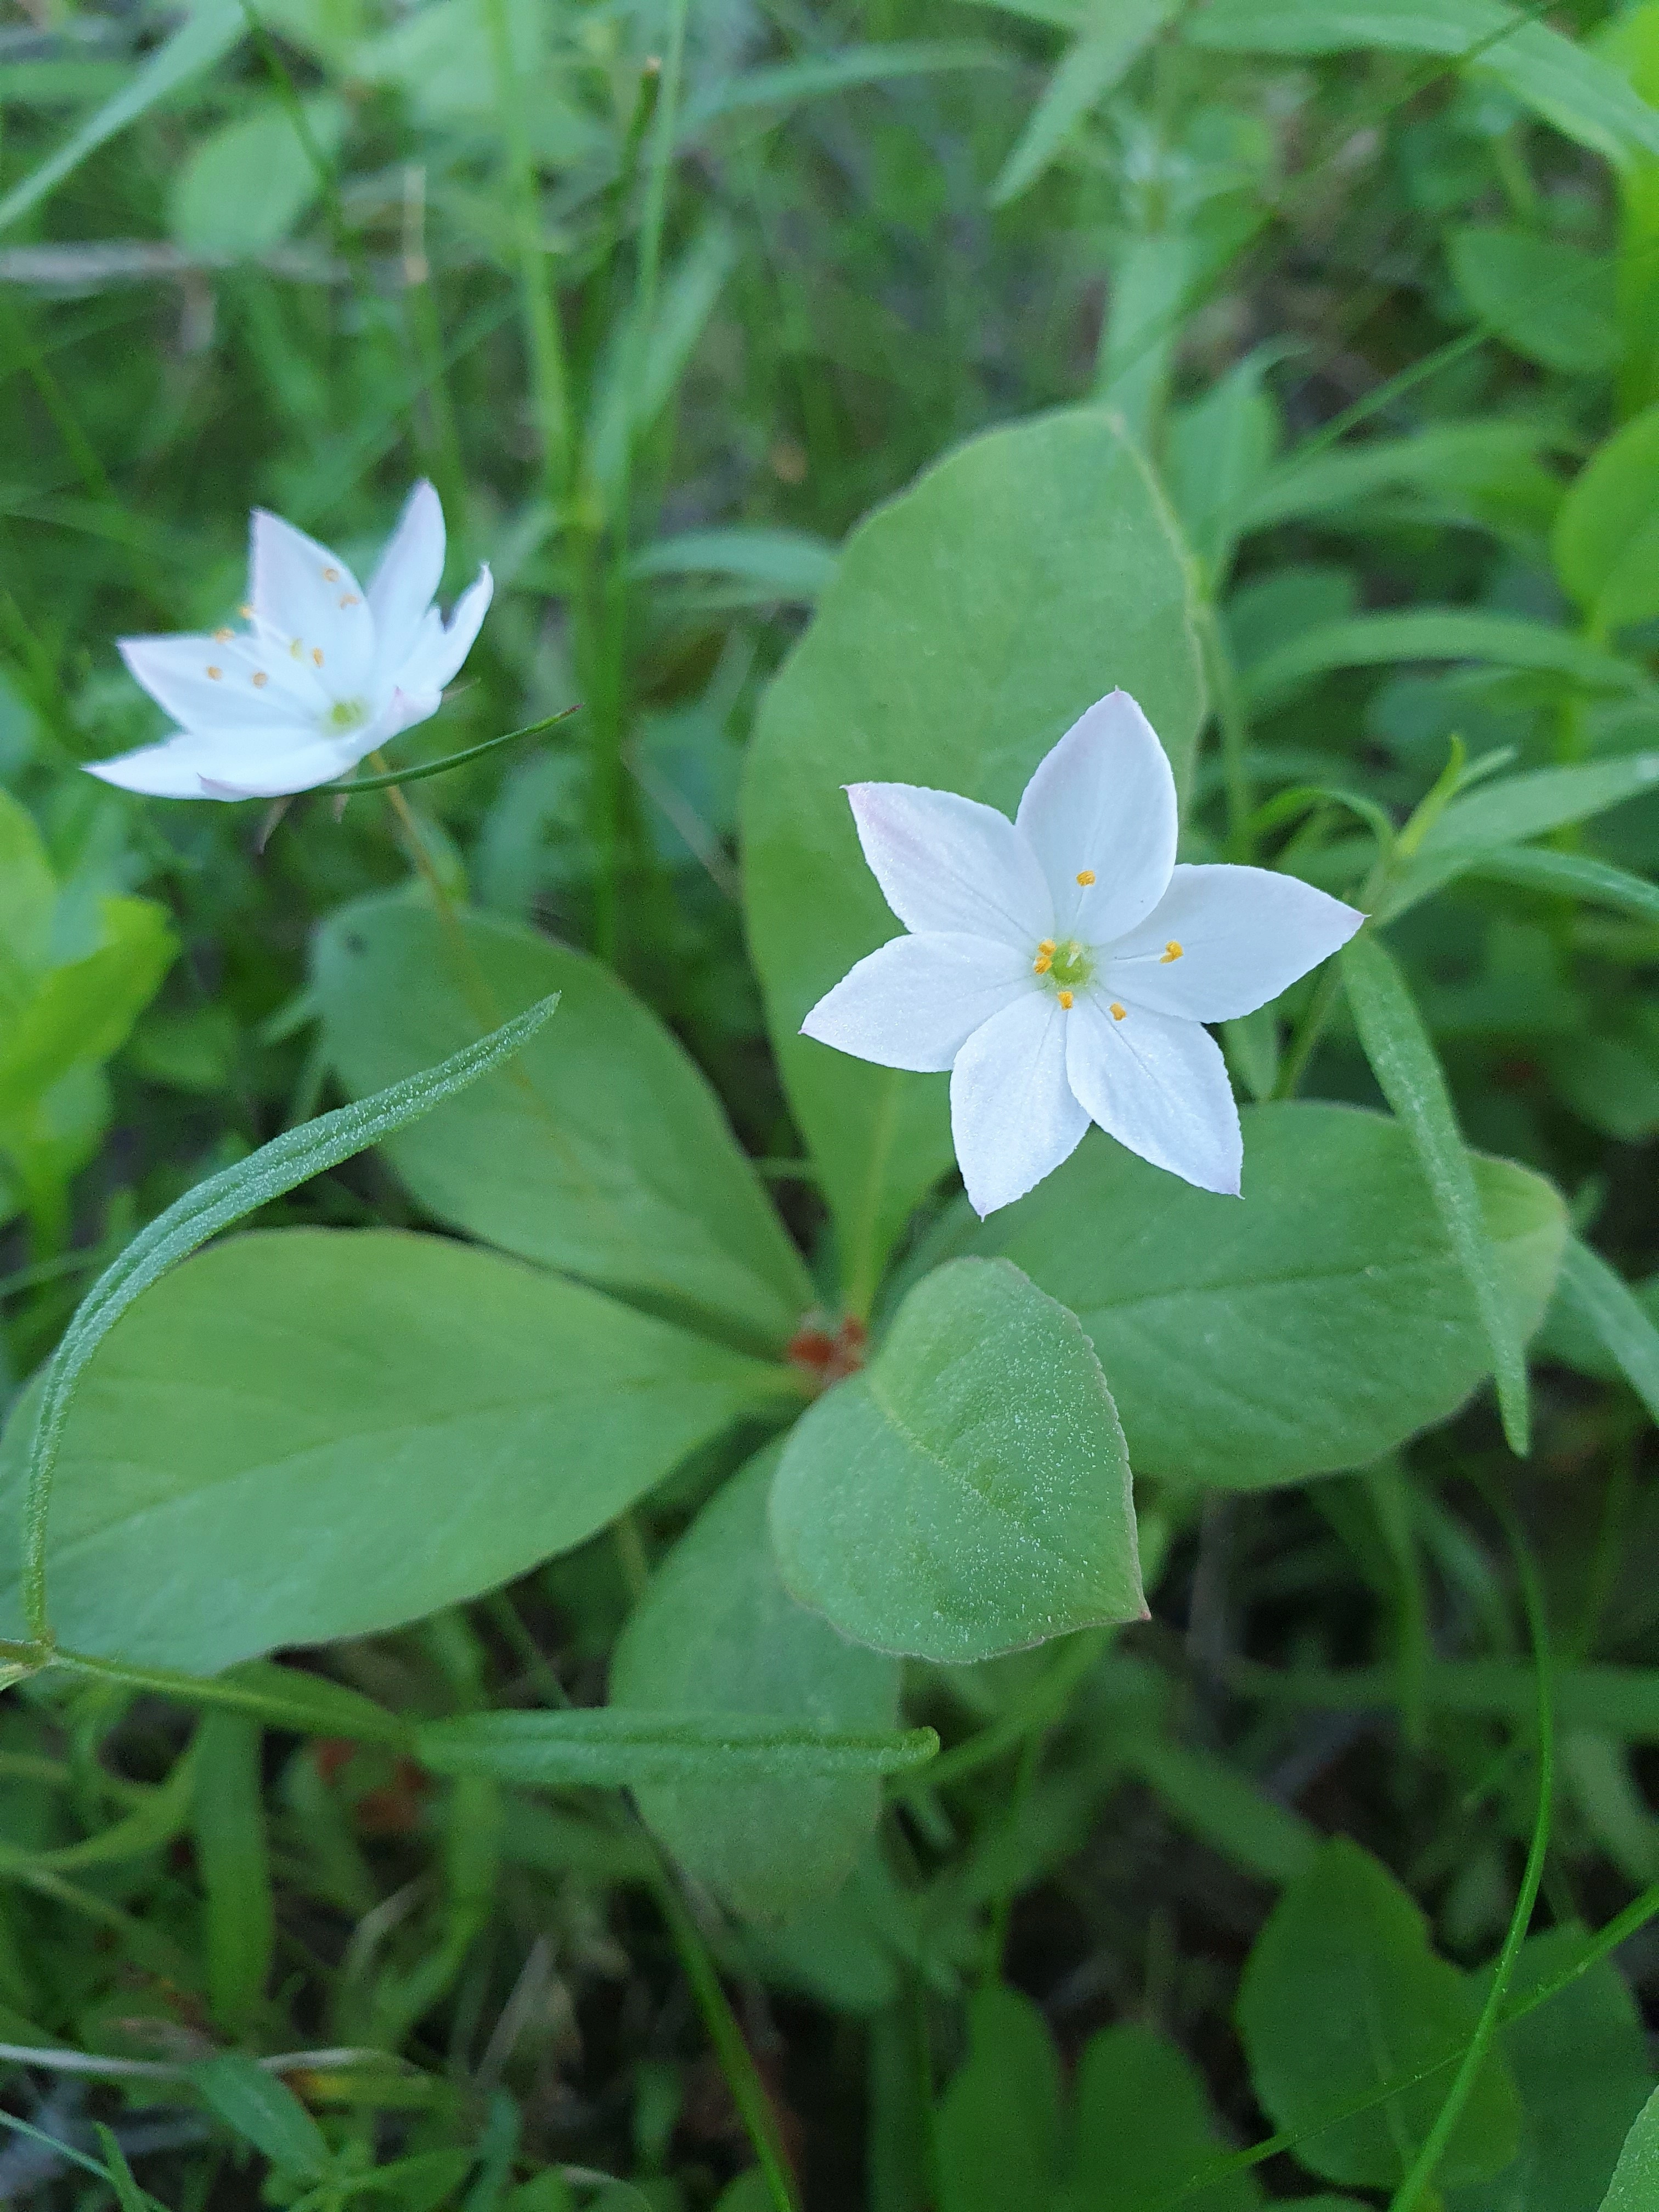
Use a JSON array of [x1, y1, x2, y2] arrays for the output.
[[741, 409, 1203, 1307], [770, 1257, 1146, 1663], [313, 890, 811, 1354], [609, 1450, 905, 1917], [955, 1102, 1565, 1491], [0, 1228, 793, 1674]]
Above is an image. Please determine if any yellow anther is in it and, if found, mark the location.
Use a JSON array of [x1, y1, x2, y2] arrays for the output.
[[239, 603, 252, 618], [252, 671, 268, 688], [340, 593, 359, 608], [323, 566, 340, 582], [1110, 1002, 1126, 1020], [312, 647, 324, 667], [1033, 952, 1052, 974], [1159, 940, 1184, 963], [1076, 868, 1096, 886], [1058, 990, 1074, 1010], [214, 626, 233, 642], [1038, 939, 1056, 954], [206, 664, 223, 680]]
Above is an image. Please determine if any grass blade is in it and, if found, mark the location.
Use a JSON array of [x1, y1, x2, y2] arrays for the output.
[[1342, 933, 1531, 1454], [1555, 1237, 1659, 1429]]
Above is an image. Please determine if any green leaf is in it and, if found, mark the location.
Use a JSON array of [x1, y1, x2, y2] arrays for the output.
[[1064, 2023, 1263, 2211], [0, 791, 54, 974], [0, 0, 246, 235], [169, 93, 343, 256], [1165, 346, 1283, 584], [1407, 752, 1659, 866], [1599, 2087, 1659, 2212], [742, 409, 1203, 1312], [770, 1257, 1144, 1664], [1183, 0, 1659, 165], [313, 891, 810, 1353], [990, 1, 1180, 206], [1448, 227, 1617, 375], [0, 895, 176, 1121], [1553, 405, 1659, 631], [935, 1983, 1062, 2212], [1341, 933, 1530, 1455], [1236, 1837, 1521, 2191], [1241, 610, 1644, 711], [190, 2050, 329, 2182], [629, 527, 839, 603], [191, 1715, 274, 2034], [5, 986, 558, 1649], [1425, 844, 1659, 925], [1240, 421, 1570, 538], [610, 1451, 904, 1917], [1550, 1237, 1659, 1429], [1448, 1925, 1655, 2212], [956, 1103, 1564, 1491], [0, 1226, 789, 1672], [678, 42, 1007, 136], [415, 1707, 937, 1789]]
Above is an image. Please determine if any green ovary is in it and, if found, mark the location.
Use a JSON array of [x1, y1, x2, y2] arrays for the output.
[[326, 697, 369, 733], [1045, 938, 1093, 989]]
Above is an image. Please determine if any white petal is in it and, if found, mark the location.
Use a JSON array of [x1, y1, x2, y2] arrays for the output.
[[1065, 991, 1242, 1196], [845, 782, 1054, 950], [119, 633, 321, 733], [396, 567, 493, 698], [369, 481, 445, 681], [950, 991, 1089, 1216], [801, 933, 1036, 1073], [83, 726, 354, 801], [249, 508, 376, 697], [1104, 865, 1364, 1023], [1015, 690, 1178, 943]]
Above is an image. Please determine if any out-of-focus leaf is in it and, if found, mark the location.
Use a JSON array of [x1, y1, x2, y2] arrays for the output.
[[0, 0, 245, 235], [1551, 1237, 1659, 1427], [629, 527, 839, 602], [1242, 610, 1643, 710], [935, 1984, 1062, 2212], [679, 42, 1007, 136], [190, 2052, 328, 2181], [1184, 0, 1659, 164], [169, 94, 344, 256], [1237, 1837, 1521, 2191], [1064, 2023, 1264, 2210], [611, 1451, 902, 1917], [1448, 227, 1617, 374], [990, 1, 1180, 205], [1554, 404, 1659, 631], [1241, 422, 1571, 538]]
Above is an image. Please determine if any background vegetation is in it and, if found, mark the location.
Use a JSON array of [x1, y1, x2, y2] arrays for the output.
[[6, 0, 1659, 2205]]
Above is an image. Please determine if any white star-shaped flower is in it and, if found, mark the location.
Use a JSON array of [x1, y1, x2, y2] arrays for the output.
[[801, 690, 1364, 1216], [86, 481, 492, 802]]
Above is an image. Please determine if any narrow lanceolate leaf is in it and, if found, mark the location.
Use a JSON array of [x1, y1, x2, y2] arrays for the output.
[[1424, 845, 1659, 925], [415, 1708, 939, 1788], [191, 1716, 275, 2034], [16, 991, 558, 1645], [1554, 1239, 1659, 1431], [1342, 935, 1531, 1455]]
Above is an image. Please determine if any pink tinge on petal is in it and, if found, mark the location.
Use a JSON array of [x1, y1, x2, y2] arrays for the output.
[[949, 990, 1089, 1216], [1064, 990, 1242, 1196], [1103, 864, 1364, 1024], [800, 932, 1036, 1073], [1015, 690, 1178, 945], [845, 781, 1054, 950]]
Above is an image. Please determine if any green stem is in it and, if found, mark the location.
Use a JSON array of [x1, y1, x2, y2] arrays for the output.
[[652, 1865, 799, 2212], [1197, 597, 1253, 856], [1389, 1487, 1554, 2212], [1272, 959, 1344, 1099], [483, 0, 571, 507]]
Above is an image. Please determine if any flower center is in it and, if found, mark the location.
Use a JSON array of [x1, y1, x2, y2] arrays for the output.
[[1033, 936, 1093, 991], [326, 697, 370, 733]]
